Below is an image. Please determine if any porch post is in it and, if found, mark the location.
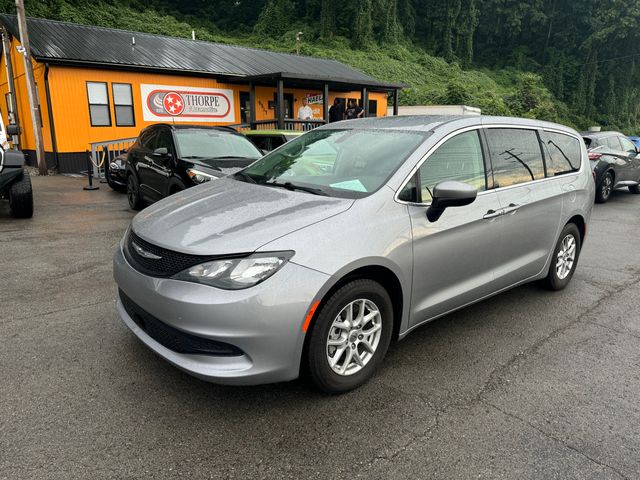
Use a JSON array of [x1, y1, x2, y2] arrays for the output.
[[249, 81, 256, 127], [361, 87, 368, 118], [393, 89, 399, 116], [277, 78, 285, 130], [323, 83, 329, 123]]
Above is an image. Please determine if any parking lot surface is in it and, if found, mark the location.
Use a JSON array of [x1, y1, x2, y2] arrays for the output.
[[1, 176, 639, 480]]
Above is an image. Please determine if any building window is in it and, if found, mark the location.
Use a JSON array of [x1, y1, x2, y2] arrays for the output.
[[112, 83, 135, 126], [86, 82, 111, 126]]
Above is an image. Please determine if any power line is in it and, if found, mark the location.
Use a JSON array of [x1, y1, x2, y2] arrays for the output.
[[574, 51, 640, 67]]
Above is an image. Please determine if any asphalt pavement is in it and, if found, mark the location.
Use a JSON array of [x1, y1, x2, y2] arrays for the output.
[[1, 175, 639, 479]]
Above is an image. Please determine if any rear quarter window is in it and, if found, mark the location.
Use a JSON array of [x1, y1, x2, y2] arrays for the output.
[[543, 132, 582, 176], [605, 136, 622, 150]]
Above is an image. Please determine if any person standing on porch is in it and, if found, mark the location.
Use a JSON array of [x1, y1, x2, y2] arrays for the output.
[[297, 97, 314, 120], [329, 98, 344, 123], [346, 99, 364, 119]]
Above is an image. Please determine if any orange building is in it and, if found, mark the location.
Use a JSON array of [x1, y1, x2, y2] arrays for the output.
[[0, 15, 403, 172]]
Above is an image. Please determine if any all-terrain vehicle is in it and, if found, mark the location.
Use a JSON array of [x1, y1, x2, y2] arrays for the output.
[[0, 124, 33, 218]]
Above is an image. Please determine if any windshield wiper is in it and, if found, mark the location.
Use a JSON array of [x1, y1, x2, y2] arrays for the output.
[[207, 155, 258, 160], [234, 171, 257, 184], [265, 181, 328, 196]]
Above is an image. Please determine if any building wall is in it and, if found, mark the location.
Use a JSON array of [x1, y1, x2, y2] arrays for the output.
[[0, 37, 55, 161], [0, 34, 389, 172]]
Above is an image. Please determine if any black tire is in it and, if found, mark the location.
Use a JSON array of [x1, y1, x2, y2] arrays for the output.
[[544, 223, 581, 291], [629, 184, 640, 194], [8, 172, 33, 218], [306, 279, 393, 394], [126, 173, 143, 210], [595, 172, 613, 203]]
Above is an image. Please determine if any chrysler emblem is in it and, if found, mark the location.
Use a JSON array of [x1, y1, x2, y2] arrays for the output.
[[132, 241, 162, 260]]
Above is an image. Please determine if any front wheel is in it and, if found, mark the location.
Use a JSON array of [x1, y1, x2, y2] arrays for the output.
[[544, 223, 581, 291], [127, 174, 143, 210], [629, 184, 640, 194], [9, 172, 33, 218], [306, 279, 393, 393]]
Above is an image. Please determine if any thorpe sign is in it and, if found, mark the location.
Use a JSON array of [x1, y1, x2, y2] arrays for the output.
[[141, 84, 235, 123]]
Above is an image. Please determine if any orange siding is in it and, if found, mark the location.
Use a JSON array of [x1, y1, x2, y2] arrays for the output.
[[0, 37, 53, 152], [1, 35, 389, 156]]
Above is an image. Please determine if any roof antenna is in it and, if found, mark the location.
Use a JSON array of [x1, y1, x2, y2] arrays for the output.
[[192, 30, 195, 41], [131, 36, 135, 46]]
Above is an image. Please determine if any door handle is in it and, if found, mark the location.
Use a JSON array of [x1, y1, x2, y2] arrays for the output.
[[503, 203, 521, 215], [483, 209, 503, 219]]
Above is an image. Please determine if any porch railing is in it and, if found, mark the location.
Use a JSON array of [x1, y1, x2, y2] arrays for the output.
[[88, 137, 137, 179], [231, 119, 326, 133]]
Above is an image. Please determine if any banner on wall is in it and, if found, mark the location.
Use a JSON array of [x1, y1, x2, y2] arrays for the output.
[[141, 84, 235, 123], [305, 94, 323, 105]]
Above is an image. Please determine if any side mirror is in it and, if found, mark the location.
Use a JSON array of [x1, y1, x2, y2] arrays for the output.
[[153, 147, 170, 157], [426, 181, 477, 222], [6, 124, 20, 136]]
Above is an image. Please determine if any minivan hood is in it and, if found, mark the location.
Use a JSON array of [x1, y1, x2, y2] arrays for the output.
[[131, 177, 354, 255]]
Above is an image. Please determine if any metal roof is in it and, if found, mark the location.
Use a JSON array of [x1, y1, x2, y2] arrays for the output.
[[0, 14, 404, 90]]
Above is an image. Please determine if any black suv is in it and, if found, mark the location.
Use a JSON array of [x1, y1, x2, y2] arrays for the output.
[[126, 124, 261, 210], [581, 131, 640, 203]]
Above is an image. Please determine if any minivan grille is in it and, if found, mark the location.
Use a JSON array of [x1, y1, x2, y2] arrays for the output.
[[119, 290, 243, 357], [123, 230, 217, 277]]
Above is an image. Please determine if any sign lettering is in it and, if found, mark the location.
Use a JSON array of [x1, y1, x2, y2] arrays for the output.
[[141, 84, 235, 123]]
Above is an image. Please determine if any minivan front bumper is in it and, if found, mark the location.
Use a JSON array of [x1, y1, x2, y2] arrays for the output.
[[113, 246, 330, 385]]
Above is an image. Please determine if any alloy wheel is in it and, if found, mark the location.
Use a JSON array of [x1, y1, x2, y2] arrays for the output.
[[556, 234, 576, 280], [326, 299, 382, 376], [127, 176, 137, 206], [602, 175, 612, 199]]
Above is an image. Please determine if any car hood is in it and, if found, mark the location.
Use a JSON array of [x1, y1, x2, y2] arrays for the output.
[[189, 157, 257, 177], [131, 177, 354, 255]]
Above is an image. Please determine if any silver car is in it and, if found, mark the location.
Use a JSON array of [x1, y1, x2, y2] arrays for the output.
[[114, 116, 594, 393]]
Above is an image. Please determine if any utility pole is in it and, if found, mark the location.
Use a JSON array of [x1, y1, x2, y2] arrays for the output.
[[15, 0, 47, 175]]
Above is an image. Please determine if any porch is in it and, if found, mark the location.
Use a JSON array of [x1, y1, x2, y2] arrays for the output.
[[227, 72, 404, 132]]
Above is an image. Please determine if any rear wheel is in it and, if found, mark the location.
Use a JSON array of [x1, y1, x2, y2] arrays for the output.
[[595, 172, 613, 203], [306, 279, 393, 393], [629, 184, 640, 194], [127, 174, 143, 210], [8, 172, 33, 218], [544, 223, 581, 291]]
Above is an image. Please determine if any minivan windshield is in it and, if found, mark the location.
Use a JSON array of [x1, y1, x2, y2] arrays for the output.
[[174, 129, 261, 160], [237, 129, 426, 198]]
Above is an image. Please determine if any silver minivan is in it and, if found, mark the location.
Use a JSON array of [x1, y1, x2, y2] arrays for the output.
[[114, 116, 594, 393]]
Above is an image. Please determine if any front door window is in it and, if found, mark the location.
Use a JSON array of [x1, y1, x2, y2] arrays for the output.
[[418, 130, 487, 202]]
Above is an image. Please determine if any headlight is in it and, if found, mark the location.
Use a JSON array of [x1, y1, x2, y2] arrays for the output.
[[187, 168, 219, 184], [109, 162, 119, 170], [172, 251, 294, 289]]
